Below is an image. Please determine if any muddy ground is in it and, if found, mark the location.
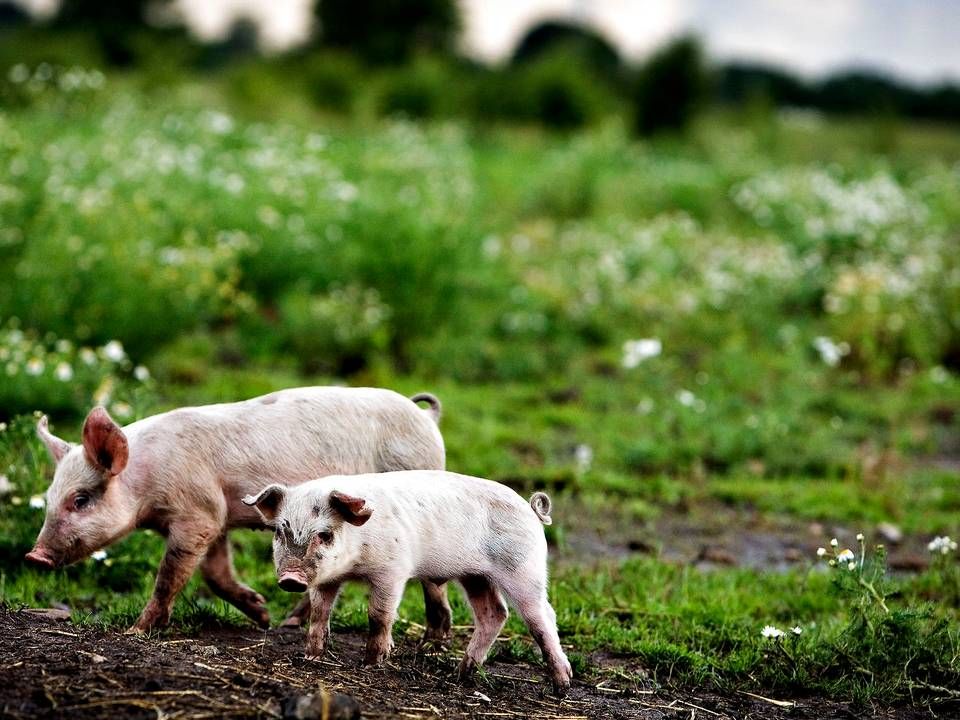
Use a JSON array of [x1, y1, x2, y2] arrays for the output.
[[0, 609, 932, 720]]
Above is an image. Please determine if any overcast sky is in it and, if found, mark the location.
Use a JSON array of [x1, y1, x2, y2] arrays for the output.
[[20, 0, 960, 83]]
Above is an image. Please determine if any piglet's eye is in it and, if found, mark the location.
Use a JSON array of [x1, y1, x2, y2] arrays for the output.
[[73, 494, 90, 510], [318, 531, 333, 544]]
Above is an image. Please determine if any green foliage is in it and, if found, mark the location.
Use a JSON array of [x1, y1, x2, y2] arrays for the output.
[[632, 35, 708, 137], [314, 0, 460, 65], [474, 50, 617, 129]]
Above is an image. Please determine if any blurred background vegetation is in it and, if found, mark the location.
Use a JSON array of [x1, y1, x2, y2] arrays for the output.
[[1, 1, 959, 701], [0, 0, 958, 498]]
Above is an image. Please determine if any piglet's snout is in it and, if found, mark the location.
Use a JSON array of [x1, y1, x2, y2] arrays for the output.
[[25, 548, 55, 569], [278, 569, 308, 593]]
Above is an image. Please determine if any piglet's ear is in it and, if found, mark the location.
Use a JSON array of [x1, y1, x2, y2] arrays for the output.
[[82, 407, 128, 476], [242, 484, 287, 524], [37, 415, 71, 464], [330, 491, 373, 527]]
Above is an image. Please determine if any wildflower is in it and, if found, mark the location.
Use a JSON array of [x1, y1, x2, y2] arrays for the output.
[[25, 358, 44, 376], [636, 398, 655, 415], [0, 422, 6, 432], [80, 347, 97, 365], [133, 365, 150, 382], [830, 538, 839, 548], [0, 474, 12, 495], [813, 336, 849, 367], [676, 389, 696, 407], [761, 625, 785, 639], [10, 496, 22, 506], [837, 548, 855, 563], [791, 626, 803, 635], [91, 550, 108, 562], [928, 536, 958, 555], [816, 547, 826, 557], [848, 562, 857, 571], [54, 362, 73, 382], [856, 533, 864, 541], [29, 495, 45, 509], [102, 340, 125, 362], [622, 338, 662, 369], [574, 444, 593, 473]]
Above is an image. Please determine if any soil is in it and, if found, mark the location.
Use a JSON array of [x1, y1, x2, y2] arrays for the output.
[[0, 609, 931, 720], [556, 499, 933, 574]]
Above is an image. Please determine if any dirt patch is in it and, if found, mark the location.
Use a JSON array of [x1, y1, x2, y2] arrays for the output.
[[556, 499, 932, 573], [0, 609, 927, 719]]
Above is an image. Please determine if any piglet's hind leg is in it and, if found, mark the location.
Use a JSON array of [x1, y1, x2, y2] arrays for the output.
[[201, 535, 269, 628], [499, 578, 572, 696], [458, 576, 508, 676]]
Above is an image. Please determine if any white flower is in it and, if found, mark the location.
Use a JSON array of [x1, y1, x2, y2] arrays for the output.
[[636, 398, 655, 415], [847, 561, 857, 571], [55, 362, 73, 382], [0, 422, 7, 432], [133, 365, 150, 382], [813, 336, 849, 367], [25, 358, 44, 376], [29, 494, 45, 509], [574, 444, 593, 473], [0, 474, 12, 495], [622, 338, 662, 369], [91, 550, 108, 562], [676, 389, 696, 407], [816, 547, 826, 557], [761, 625, 785, 639], [102, 340, 125, 362], [791, 626, 803, 635], [836, 549, 855, 563], [856, 533, 864, 541], [80, 347, 97, 365], [928, 536, 958, 555], [830, 538, 839, 548]]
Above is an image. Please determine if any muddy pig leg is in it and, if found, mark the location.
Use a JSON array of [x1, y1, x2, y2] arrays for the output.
[[201, 534, 270, 628]]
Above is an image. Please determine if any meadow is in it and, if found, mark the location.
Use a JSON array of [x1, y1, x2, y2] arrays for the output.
[[1, 66, 959, 713]]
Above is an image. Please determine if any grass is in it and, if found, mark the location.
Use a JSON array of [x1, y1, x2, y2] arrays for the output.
[[1, 70, 959, 707]]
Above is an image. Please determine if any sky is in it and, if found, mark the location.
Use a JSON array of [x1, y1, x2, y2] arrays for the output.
[[18, 0, 960, 84]]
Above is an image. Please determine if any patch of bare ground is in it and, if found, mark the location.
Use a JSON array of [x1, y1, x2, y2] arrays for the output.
[[556, 499, 933, 574], [0, 610, 929, 720]]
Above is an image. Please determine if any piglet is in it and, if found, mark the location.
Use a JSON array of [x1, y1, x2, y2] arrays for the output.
[[243, 470, 573, 695], [27, 387, 450, 636]]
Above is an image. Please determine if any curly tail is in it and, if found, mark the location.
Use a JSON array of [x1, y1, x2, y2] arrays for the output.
[[529, 492, 553, 525], [410, 392, 442, 423]]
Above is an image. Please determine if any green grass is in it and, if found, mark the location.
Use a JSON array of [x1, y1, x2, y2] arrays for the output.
[[1, 72, 959, 706]]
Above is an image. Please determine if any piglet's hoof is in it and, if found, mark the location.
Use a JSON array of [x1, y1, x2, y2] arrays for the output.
[[123, 625, 147, 636], [279, 615, 303, 629]]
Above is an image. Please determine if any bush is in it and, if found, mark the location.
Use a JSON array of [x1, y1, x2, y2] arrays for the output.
[[472, 50, 616, 129], [299, 52, 364, 114], [632, 35, 707, 136], [275, 284, 391, 375], [377, 58, 460, 119]]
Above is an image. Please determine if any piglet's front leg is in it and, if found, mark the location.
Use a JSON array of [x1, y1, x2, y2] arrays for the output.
[[364, 580, 405, 666], [126, 522, 219, 634], [304, 583, 341, 660]]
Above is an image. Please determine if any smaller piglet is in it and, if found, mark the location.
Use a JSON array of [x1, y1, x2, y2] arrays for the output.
[[243, 471, 572, 695]]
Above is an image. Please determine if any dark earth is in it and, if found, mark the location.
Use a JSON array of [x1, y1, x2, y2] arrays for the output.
[[0, 609, 933, 720]]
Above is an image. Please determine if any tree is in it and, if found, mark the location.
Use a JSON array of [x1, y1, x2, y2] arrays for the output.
[[512, 19, 622, 82], [632, 35, 707, 137], [314, 0, 459, 65]]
